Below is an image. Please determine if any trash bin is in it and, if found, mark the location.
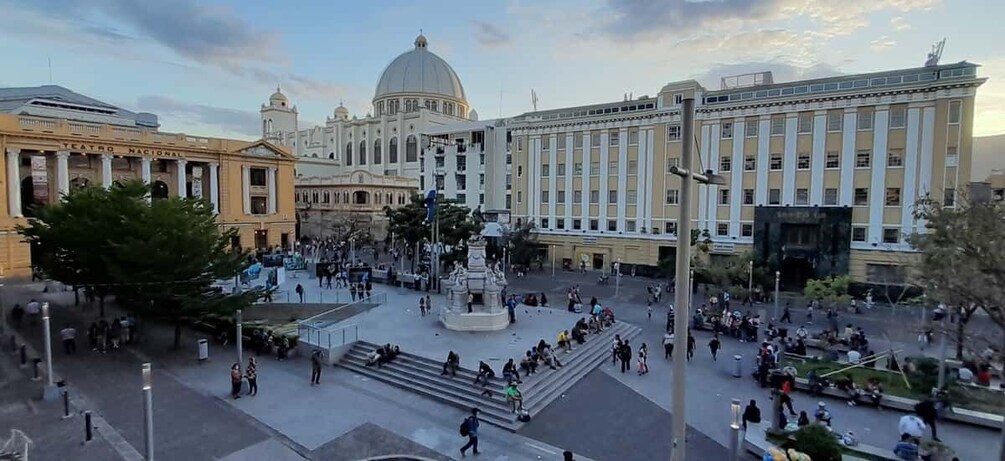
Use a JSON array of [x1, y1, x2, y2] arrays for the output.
[[732, 354, 743, 378], [197, 339, 209, 361]]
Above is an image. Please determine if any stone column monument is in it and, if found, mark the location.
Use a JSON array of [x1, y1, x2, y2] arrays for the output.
[[441, 236, 509, 331]]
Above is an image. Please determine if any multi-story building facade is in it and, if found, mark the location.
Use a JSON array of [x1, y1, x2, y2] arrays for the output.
[[0, 85, 297, 278], [295, 171, 417, 241], [510, 61, 984, 285], [420, 119, 512, 211]]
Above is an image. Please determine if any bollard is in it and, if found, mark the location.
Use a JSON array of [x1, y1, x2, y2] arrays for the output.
[[20, 345, 26, 366], [732, 355, 742, 378], [84, 411, 93, 442], [32, 358, 41, 381], [62, 389, 71, 419]]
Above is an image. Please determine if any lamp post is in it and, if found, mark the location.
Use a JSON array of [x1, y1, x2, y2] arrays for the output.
[[729, 398, 742, 461], [41, 302, 58, 400], [551, 244, 556, 278], [747, 260, 753, 302], [773, 271, 780, 321], [142, 363, 154, 461], [668, 97, 727, 461], [235, 309, 243, 371], [614, 258, 622, 297], [936, 305, 948, 390], [688, 268, 694, 311]]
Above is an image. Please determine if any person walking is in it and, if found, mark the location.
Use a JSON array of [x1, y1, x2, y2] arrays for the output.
[[612, 334, 622, 365], [637, 343, 649, 375], [310, 350, 323, 386], [779, 303, 792, 323], [663, 331, 674, 359], [914, 399, 940, 441], [60, 326, 77, 355], [708, 334, 721, 361], [419, 296, 426, 316], [459, 407, 480, 457], [245, 357, 258, 396], [618, 339, 632, 374], [686, 332, 696, 362], [230, 363, 243, 399], [425, 295, 431, 315]]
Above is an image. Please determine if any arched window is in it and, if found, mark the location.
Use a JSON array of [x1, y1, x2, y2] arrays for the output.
[[328, 152, 335, 160], [373, 139, 382, 164], [262, 119, 268, 134], [151, 180, 169, 199], [353, 191, 369, 204], [358, 141, 367, 165], [345, 143, 353, 166], [406, 135, 418, 162], [388, 137, 398, 163]]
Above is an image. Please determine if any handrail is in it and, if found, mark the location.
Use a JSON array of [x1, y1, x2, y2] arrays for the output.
[[297, 323, 358, 349], [299, 292, 386, 324]]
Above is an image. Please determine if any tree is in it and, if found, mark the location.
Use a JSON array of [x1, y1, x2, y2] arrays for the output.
[[803, 275, 852, 310], [504, 221, 540, 267], [19, 181, 263, 348], [384, 194, 482, 269]]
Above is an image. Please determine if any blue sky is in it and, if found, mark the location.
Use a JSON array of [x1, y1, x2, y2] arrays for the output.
[[0, 0, 1001, 139]]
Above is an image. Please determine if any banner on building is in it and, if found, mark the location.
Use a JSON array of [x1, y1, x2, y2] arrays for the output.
[[191, 166, 203, 198], [30, 156, 48, 204]]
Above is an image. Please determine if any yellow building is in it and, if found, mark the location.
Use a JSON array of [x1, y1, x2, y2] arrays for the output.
[[509, 61, 984, 285], [295, 170, 417, 241], [0, 85, 296, 278]]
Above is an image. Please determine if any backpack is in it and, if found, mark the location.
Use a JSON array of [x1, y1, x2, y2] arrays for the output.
[[516, 408, 531, 422], [459, 418, 470, 437]]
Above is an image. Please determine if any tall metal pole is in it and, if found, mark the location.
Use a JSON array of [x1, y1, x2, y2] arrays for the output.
[[773, 271, 780, 321], [41, 302, 57, 399], [142, 362, 154, 461], [689, 269, 694, 312], [937, 315, 948, 389], [670, 97, 696, 461], [615, 259, 621, 297], [235, 309, 243, 371], [747, 261, 753, 301], [551, 244, 556, 278], [729, 398, 742, 461]]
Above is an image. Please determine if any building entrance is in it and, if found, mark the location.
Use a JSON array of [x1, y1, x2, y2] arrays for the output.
[[780, 256, 815, 289], [592, 253, 605, 270]]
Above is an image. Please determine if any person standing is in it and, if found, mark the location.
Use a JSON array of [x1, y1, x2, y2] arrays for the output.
[[612, 334, 623, 365], [459, 407, 480, 457], [419, 297, 426, 316], [467, 293, 474, 313], [230, 363, 243, 399], [60, 326, 77, 355], [914, 399, 939, 441], [425, 295, 431, 315], [618, 339, 632, 374], [350, 284, 358, 302], [295, 283, 305, 303], [245, 357, 258, 396], [87, 322, 98, 351], [686, 332, 696, 362], [663, 331, 674, 359], [708, 334, 721, 361], [780, 303, 792, 323], [637, 343, 649, 375], [310, 350, 323, 386], [741, 399, 761, 431], [647, 304, 653, 322]]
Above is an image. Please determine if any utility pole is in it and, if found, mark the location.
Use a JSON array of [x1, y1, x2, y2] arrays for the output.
[[773, 271, 780, 321]]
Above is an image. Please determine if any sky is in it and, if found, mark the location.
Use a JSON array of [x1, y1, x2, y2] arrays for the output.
[[0, 0, 1002, 140]]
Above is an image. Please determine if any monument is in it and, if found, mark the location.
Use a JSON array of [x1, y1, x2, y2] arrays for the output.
[[440, 236, 510, 331]]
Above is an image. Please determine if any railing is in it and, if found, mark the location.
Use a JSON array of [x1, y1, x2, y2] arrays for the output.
[[297, 323, 358, 349], [19, 117, 57, 130], [68, 122, 101, 134]]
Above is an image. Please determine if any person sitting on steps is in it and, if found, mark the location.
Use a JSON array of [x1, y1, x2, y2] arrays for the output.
[[505, 381, 524, 413], [519, 352, 538, 376], [473, 361, 495, 387], [441, 350, 460, 377]]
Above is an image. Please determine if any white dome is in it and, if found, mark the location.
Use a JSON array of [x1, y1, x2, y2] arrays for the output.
[[269, 85, 288, 106], [374, 35, 466, 103]]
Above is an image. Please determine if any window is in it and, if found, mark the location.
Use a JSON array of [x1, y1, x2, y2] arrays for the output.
[[770, 153, 783, 170], [517, 191, 522, 203], [575, 134, 583, 148], [857, 111, 874, 130], [827, 112, 843, 132], [824, 188, 838, 205], [607, 220, 617, 232], [741, 224, 753, 237], [852, 227, 866, 242], [558, 135, 567, 149], [481, 174, 486, 186], [627, 190, 637, 203], [717, 223, 729, 236], [721, 122, 733, 139], [590, 162, 600, 175], [610, 131, 619, 146], [666, 157, 680, 170], [250, 168, 267, 186], [541, 190, 550, 203], [591, 132, 601, 147], [667, 125, 681, 142], [574, 162, 583, 175], [590, 219, 599, 231], [542, 136, 551, 150], [743, 189, 754, 205], [628, 160, 638, 175], [768, 189, 781, 205], [744, 155, 756, 171], [719, 189, 730, 205], [771, 117, 784, 135], [948, 100, 961, 124], [573, 219, 582, 230], [720, 155, 731, 172], [574, 190, 582, 202], [882, 228, 899, 244], [406, 135, 418, 162], [946, 146, 958, 166], [540, 218, 548, 228], [556, 219, 565, 229], [890, 107, 906, 128], [673, 93, 683, 105], [798, 113, 812, 133], [590, 190, 599, 204], [456, 156, 467, 171], [888, 149, 904, 167], [885, 188, 901, 206], [505, 194, 511, 208], [608, 190, 618, 204], [629, 129, 638, 145], [855, 150, 871, 168], [745, 119, 758, 137], [797, 153, 810, 169], [557, 190, 566, 202], [666, 189, 679, 204], [866, 264, 906, 284], [943, 188, 956, 207], [609, 160, 618, 175], [665, 221, 678, 235], [796, 188, 809, 205], [542, 164, 550, 176], [251, 197, 268, 215], [854, 188, 869, 205], [517, 166, 523, 177], [826, 151, 840, 168], [558, 163, 566, 175], [626, 220, 636, 232]]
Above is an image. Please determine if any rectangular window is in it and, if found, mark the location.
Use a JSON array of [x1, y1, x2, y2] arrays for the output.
[[556, 219, 565, 229], [610, 131, 619, 146], [573, 219, 582, 230], [944, 188, 956, 207], [557, 163, 566, 175], [517, 191, 522, 203], [770, 153, 783, 170], [857, 111, 874, 130], [665, 221, 677, 235], [824, 188, 838, 205], [607, 220, 617, 232], [854, 188, 869, 205], [558, 135, 567, 149], [627, 190, 637, 203], [797, 153, 810, 169], [796, 188, 809, 205], [852, 227, 866, 242], [591, 132, 601, 147], [666, 157, 680, 171], [882, 228, 900, 244], [768, 189, 781, 205], [719, 189, 730, 205], [721, 122, 733, 139], [771, 116, 785, 135], [745, 119, 759, 137], [590, 190, 599, 204], [589, 219, 599, 231], [541, 190, 550, 203], [541, 218, 548, 228], [667, 125, 682, 142], [827, 112, 843, 132], [590, 162, 600, 175], [626, 220, 636, 232], [888, 149, 904, 167], [250, 168, 267, 186], [946, 146, 958, 167], [608, 190, 618, 204], [574, 190, 582, 202], [948, 100, 962, 124], [251, 196, 268, 215], [826, 151, 840, 168], [720, 155, 731, 172], [542, 164, 550, 176], [716, 223, 729, 236], [666, 189, 679, 205], [744, 155, 756, 171], [557, 190, 566, 202], [628, 160, 638, 175], [855, 150, 871, 168], [575, 134, 583, 148], [609, 160, 618, 175], [505, 194, 511, 208], [798, 113, 812, 133], [629, 129, 639, 145], [885, 187, 901, 206], [673, 93, 683, 105], [890, 107, 906, 128], [542, 136, 550, 150], [574, 162, 583, 175], [743, 189, 754, 205], [741, 224, 753, 237]]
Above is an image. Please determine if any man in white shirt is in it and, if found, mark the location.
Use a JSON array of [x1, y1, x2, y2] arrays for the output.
[[663, 332, 675, 359], [60, 326, 77, 354], [795, 325, 809, 340]]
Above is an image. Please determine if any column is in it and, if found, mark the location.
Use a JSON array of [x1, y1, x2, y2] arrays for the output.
[[564, 133, 574, 230], [101, 154, 113, 189], [598, 132, 609, 227], [698, 124, 711, 229], [547, 136, 557, 230], [916, 106, 936, 230], [782, 116, 798, 205], [706, 123, 720, 233], [839, 109, 858, 206], [580, 133, 590, 226], [267, 167, 277, 214], [616, 128, 628, 231], [756, 117, 770, 205], [56, 151, 70, 197], [729, 119, 745, 238], [242, 166, 251, 214], [902, 108, 921, 236], [636, 128, 647, 228], [809, 112, 827, 205], [6, 148, 21, 217], [867, 108, 890, 244], [209, 162, 220, 214], [140, 157, 152, 184], [176, 160, 187, 198]]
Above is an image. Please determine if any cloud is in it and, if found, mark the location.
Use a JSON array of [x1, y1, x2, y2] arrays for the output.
[[870, 36, 897, 51], [890, 16, 912, 31], [472, 20, 512, 47], [132, 96, 261, 138]]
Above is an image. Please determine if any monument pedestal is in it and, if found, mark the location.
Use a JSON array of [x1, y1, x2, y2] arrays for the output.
[[440, 309, 510, 332], [440, 237, 509, 332]]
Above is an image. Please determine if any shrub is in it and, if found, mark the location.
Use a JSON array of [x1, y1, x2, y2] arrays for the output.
[[792, 425, 842, 461]]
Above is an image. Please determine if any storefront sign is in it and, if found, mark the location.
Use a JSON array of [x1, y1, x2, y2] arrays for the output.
[[31, 156, 48, 203], [60, 142, 190, 158], [191, 166, 203, 198], [583, 236, 598, 245], [710, 242, 735, 254]]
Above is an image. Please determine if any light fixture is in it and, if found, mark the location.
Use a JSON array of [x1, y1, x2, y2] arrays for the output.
[[41, 302, 49, 320], [142, 363, 152, 390], [730, 399, 742, 430]]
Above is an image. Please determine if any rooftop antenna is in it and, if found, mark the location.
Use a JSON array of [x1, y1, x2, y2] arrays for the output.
[[531, 89, 538, 112], [48, 57, 53, 84], [925, 38, 946, 67]]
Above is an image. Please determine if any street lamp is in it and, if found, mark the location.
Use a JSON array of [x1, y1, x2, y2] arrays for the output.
[[41, 302, 58, 400], [773, 271, 780, 321], [668, 97, 728, 461], [235, 309, 243, 372], [551, 244, 556, 278], [688, 268, 694, 311], [614, 258, 622, 297], [729, 398, 742, 461], [142, 363, 154, 461], [747, 260, 753, 303]]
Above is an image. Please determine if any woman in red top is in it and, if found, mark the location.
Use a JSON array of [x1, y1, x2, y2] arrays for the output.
[[780, 377, 797, 416]]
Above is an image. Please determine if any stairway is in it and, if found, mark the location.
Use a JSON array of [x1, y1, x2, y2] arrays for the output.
[[337, 322, 642, 431]]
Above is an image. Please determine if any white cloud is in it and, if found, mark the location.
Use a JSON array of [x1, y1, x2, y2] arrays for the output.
[[974, 57, 1005, 136], [870, 36, 897, 51], [890, 17, 912, 31], [472, 20, 512, 48]]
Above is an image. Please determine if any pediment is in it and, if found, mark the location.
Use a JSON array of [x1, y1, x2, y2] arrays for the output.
[[234, 140, 294, 160]]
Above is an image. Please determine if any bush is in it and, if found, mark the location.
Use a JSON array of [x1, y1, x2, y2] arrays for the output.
[[792, 425, 842, 461]]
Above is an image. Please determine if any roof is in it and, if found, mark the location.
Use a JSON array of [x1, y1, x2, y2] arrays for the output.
[[422, 119, 499, 136], [0, 84, 155, 127], [373, 35, 467, 103]]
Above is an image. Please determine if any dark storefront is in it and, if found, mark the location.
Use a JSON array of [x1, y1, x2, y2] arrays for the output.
[[753, 206, 852, 288]]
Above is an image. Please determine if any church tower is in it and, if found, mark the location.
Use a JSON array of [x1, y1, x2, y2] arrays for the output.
[[260, 86, 298, 150]]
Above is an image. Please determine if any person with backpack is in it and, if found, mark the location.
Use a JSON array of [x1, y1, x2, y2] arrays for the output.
[[459, 407, 480, 457]]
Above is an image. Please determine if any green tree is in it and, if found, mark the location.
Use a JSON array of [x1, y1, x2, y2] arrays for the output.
[[19, 181, 263, 348], [384, 194, 483, 269], [504, 221, 540, 267], [803, 275, 852, 309]]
